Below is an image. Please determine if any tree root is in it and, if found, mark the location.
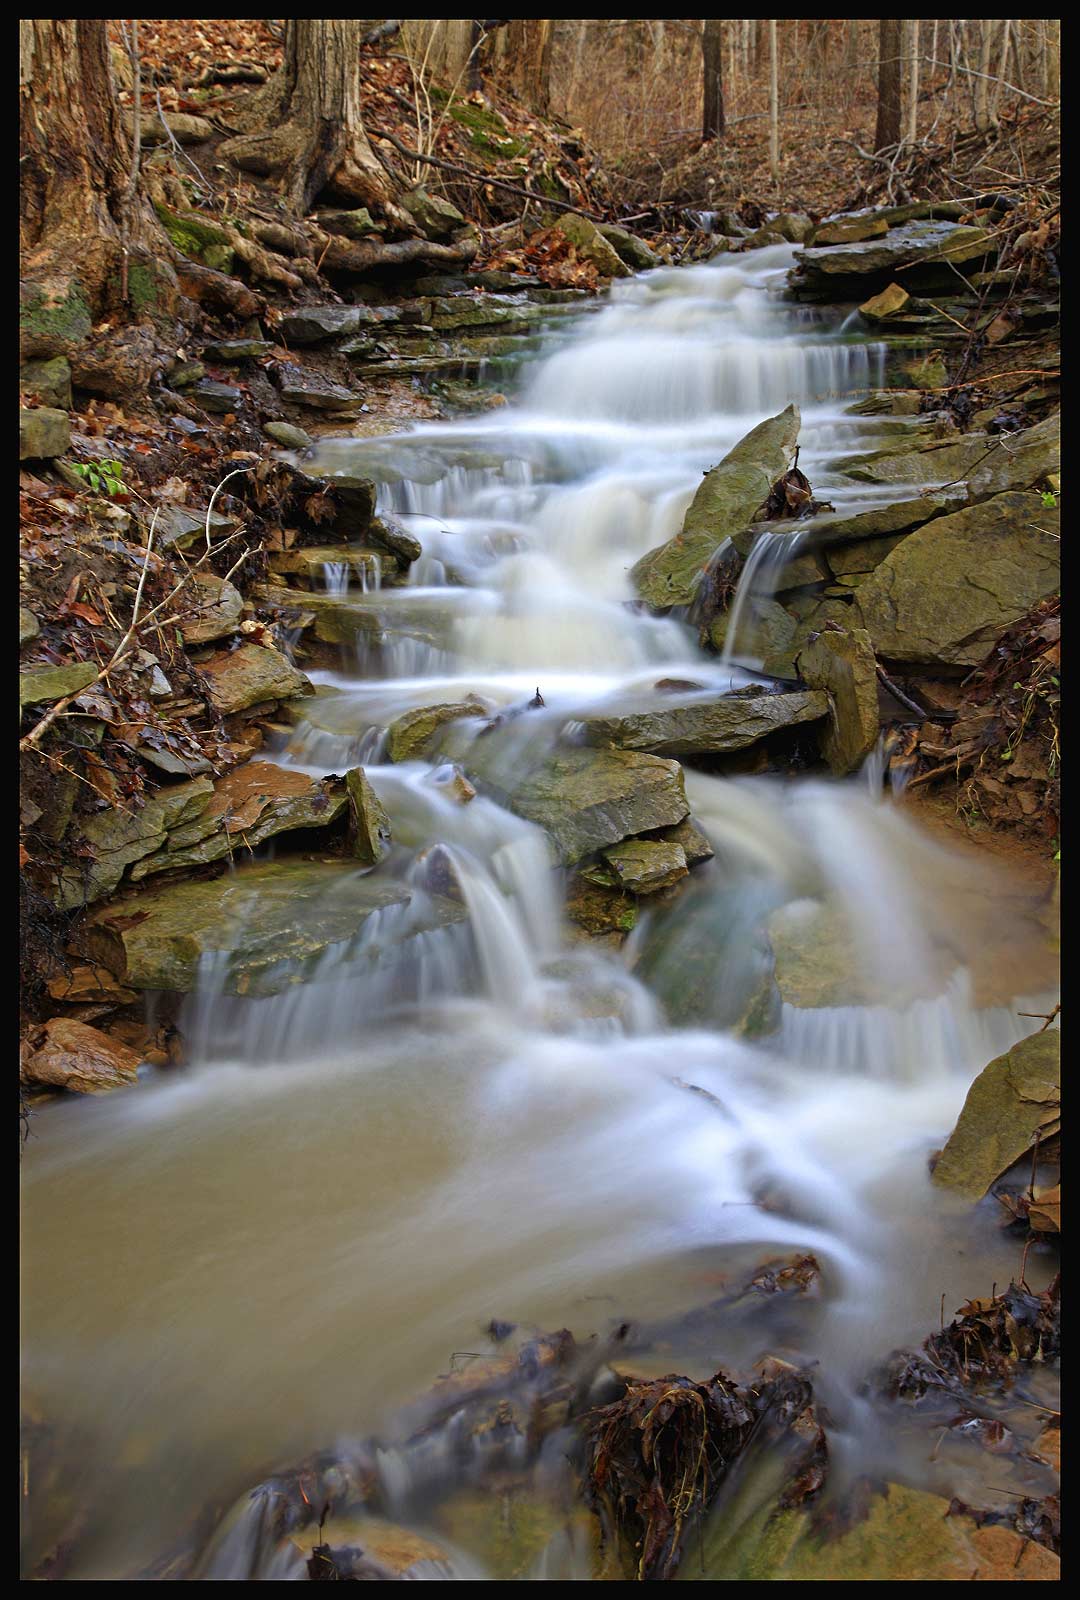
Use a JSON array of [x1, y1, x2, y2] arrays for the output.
[[310, 229, 480, 274], [171, 253, 264, 319]]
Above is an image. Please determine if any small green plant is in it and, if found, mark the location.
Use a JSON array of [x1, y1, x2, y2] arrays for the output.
[[1041, 489, 1059, 509], [72, 458, 127, 497]]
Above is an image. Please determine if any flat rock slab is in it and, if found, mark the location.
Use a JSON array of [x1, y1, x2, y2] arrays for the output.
[[580, 690, 828, 757], [197, 643, 312, 716], [386, 699, 489, 762], [602, 838, 687, 894], [20, 661, 98, 708], [276, 362, 362, 412], [932, 1029, 1060, 1202], [179, 573, 243, 645], [82, 859, 467, 996], [275, 306, 385, 343], [793, 220, 996, 289], [852, 490, 1059, 666], [633, 404, 802, 609]]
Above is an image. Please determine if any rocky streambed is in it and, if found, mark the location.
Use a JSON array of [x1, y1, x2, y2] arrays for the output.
[[20, 212, 1059, 1579]]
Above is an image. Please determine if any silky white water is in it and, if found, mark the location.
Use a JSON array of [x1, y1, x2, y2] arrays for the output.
[[21, 247, 1057, 1579]]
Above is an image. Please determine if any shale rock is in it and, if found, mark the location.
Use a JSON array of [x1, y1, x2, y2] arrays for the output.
[[197, 644, 312, 716], [553, 214, 631, 279], [346, 768, 392, 865], [20, 1018, 141, 1095], [580, 689, 828, 758], [795, 626, 879, 775], [20, 406, 70, 461], [386, 699, 489, 762], [932, 1029, 1060, 1202]]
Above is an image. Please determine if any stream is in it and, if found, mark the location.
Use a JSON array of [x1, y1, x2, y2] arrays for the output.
[[21, 244, 1059, 1579]]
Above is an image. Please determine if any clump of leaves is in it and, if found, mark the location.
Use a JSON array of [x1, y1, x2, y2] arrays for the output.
[[71, 458, 127, 497], [752, 448, 834, 522], [881, 1275, 1060, 1403]]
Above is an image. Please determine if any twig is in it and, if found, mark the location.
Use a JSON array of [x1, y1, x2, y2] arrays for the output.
[[1016, 1003, 1060, 1032], [368, 125, 604, 220], [875, 663, 931, 719]]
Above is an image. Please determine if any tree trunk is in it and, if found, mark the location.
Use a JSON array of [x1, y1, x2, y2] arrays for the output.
[[875, 19, 903, 151], [20, 18, 177, 358], [768, 20, 780, 181], [702, 18, 725, 140], [493, 20, 553, 114], [219, 19, 407, 221], [1044, 20, 1060, 99], [907, 19, 920, 144], [974, 20, 996, 132]]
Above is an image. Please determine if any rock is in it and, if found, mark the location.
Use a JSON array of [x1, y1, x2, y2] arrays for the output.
[[852, 491, 1060, 666], [740, 492, 959, 559], [769, 212, 814, 243], [197, 644, 312, 716], [20, 607, 41, 646], [201, 339, 274, 362], [179, 573, 243, 645], [315, 207, 382, 239], [46, 962, 138, 1005], [793, 221, 996, 291], [20, 406, 70, 461], [191, 379, 242, 414], [701, 1480, 1058, 1581], [136, 746, 213, 778], [596, 224, 660, 270], [632, 878, 780, 1032], [369, 513, 422, 565], [743, 226, 789, 248], [167, 359, 205, 387], [905, 354, 948, 389], [966, 411, 1059, 498], [128, 763, 347, 879], [386, 699, 488, 762], [20, 660, 97, 708], [20, 1018, 141, 1094], [602, 839, 687, 894], [52, 776, 215, 909], [20, 356, 72, 409], [346, 768, 392, 865], [932, 1029, 1060, 1202], [709, 599, 796, 665], [580, 689, 828, 757], [400, 188, 466, 239], [553, 213, 632, 279], [156, 503, 241, 551], [274, 306, 380, 344], [632, 404, 801, 608], [655, 814, 714, 866], [858, 282, 911, 320], [809, 214, 890, 246], [769, 899, 877, 1008], [796, 625, 879, 775], [275, 362, 362, 412], [295, 1516, 459, 1581], [826, 533, 910, 581], [155, 205, 234, 272], [834, 433, 1010, 487], [263, 420, 312, 450], [458, 742, 689, 866], [268, 545, 385, 587], [138, 109, 214, 145], [566, 874, 638, 936], [81, 859, 467, 996]]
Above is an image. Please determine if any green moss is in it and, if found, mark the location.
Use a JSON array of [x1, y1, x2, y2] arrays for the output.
[[154, 204, 234, 272], [444, 99, 529, 159], [126, 262, 160, 312], [20, 285, 92, 349]]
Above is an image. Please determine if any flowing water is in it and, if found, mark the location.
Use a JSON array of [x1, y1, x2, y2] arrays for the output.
[[21, 246, 1058, 1579]]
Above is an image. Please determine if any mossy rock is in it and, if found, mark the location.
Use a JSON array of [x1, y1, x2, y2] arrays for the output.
[[20, 282, 93, 359], [153, 204, 234, 273], [932, 1029, 1060, 1202]]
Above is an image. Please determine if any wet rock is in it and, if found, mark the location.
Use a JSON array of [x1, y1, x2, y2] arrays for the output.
[[633, 404, 801, 609], [833, 433, 1001, 487], [263, 420, 312, 450], [655, 814, 714, 866], [703, 1481, 1058, 1581], [46, 962, 138, 1005], [632, 879, 780, 1032], [769, 212, 814, 243], [932, 1029, 1060, 1202], [852, 492, 1060, 667], [386, 699, 489, 762], [200, 339, 274, 362], [20, 1017, 141, 1094], [19, 607, 41, 645], [156, 503, 241, 551], [179, 573, 243, 645], [906, 353, 948, 389], [369, 513, 422, 565], [769, 899, 880, 1008], [20, 355, 72, 409], [709, 599, 796, 665], [602, 839, 688, 894], [20, 661, 97, 708], [346, 768, 392, 865], [746, 492, 959, 562], [197, 643, 312, 716], [191, 378, 243, 414], [20, 406, 70, 461], [795, 625, 879, 776], [400, 188, 466, 239], [274, 306, 381, 344], [565, 874, 638, 936], [129, 763, 348, 879], [809, 213, 890, 245], [268, 545, 385, 588], [51, 776, 214, 908], [553, 213, 631, 278], [580, 689, 828, 758], [743, 225, 789, 248], [81, 859, 467, 996], [462, 742, 689, 866], [275, 363, 362, 413], [596, 224, 660, 270], [858, 282, 911, 320], [966, 411, 1059, 498]]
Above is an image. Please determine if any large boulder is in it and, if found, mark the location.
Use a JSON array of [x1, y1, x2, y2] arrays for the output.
[[552, 213, 631, 279], [20, 1018, 141, 1095], [580, 689, 828, 758], [932, 1029, 1059, 1202], [80, 859, 467, 996], [852, 491, 1059, 667], [632, 404, 801, 609], [795, 625, 879, 775]]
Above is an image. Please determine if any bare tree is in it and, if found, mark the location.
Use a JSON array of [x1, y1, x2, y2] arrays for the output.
[[973, 19, 996, 131], [219, 20, 408, 220], [907, 19, 921, 144], [875, 19, 903, 150], [702, 18, 725, 140], [768, 20, 780, 180], [492, 21, 554, 114]]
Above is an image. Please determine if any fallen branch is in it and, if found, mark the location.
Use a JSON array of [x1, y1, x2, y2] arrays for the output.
[[875, 663, 931, 719], [368, 124, 604, 220]]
